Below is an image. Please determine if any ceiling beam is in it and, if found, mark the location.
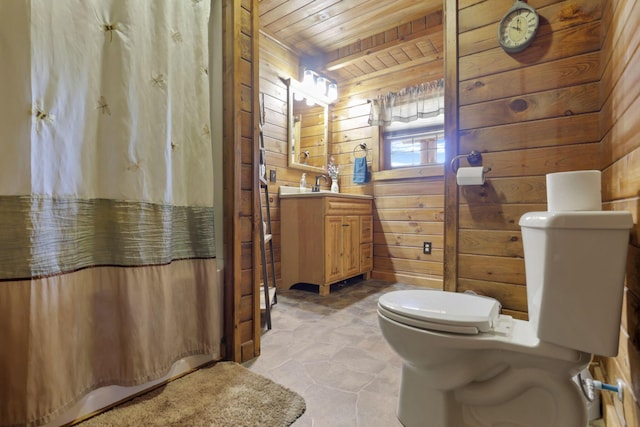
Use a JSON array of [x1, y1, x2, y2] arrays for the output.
[[326, 23, 443, 72], [339, 58, 444, 99]]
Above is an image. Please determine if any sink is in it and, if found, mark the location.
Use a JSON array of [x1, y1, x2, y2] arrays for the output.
[[279, 185, 372, 199], [279, 185, 331, 195]]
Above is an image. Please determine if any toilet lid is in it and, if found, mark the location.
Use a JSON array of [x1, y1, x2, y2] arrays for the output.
[[378, 290, 501, 335]]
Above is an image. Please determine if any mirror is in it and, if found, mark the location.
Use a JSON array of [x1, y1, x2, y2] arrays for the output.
[[286, 79, 328, 173]]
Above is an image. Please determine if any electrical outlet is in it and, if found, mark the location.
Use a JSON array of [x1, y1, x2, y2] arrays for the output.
[[423, 242, 432, 255], [269, 169, 277, 182]]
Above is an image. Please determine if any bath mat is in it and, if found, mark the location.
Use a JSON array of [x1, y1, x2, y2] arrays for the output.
[[77, 361, 306, 427]]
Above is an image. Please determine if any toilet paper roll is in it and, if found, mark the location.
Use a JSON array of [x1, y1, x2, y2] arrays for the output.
[[456, 167, 485, 186], [546, 170, 601, 211]]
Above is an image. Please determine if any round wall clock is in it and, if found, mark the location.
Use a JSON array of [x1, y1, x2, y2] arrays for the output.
[[498, 0, 540, 53]]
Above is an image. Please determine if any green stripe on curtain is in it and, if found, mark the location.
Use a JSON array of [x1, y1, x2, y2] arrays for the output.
[[0, 196, 215, 280]]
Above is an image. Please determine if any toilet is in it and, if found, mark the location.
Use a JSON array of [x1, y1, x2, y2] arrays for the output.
[[378, 210, 632, 427]]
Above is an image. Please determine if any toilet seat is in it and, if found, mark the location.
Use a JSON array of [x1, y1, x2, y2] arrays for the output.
[[377, 289, 594, 427], [378, 290, 502, 335]]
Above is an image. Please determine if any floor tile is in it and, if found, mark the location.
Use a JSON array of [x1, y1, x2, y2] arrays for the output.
[[245, 279, 408, 427]]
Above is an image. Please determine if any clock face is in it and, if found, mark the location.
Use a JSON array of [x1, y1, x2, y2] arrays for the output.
[[499, 7, 539, 53]]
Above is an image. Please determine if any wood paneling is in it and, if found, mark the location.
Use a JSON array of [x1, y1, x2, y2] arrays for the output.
[[460, 52, 601, 106], [459, 0, 603, 56], [599, 0, 640, 423], [223, 0, 259, 363], [458, 20, 601, 82], [452, 0, 640, 422], [259, 0, 447, 293], [249, 0, 640, 423], [373, 177, 444, 288], [325, 11, 443, 83], [460, 82, 601, 130], [459, 229, 524, 258], [460, 114, 600, 153], [454, 0, 606, 318], [259, 0, 441, 58], [443, 0, 459, 292], [258, 33, 299, 293]]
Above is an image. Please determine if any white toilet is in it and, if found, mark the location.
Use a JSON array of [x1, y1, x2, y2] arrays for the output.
[[378, 210, 632, 427]]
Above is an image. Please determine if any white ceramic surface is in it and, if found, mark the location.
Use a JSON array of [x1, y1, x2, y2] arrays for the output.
[[278, 185, 372, 199]]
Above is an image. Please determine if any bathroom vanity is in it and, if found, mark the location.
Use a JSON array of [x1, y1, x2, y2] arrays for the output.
[[280, 188, 373, 296]]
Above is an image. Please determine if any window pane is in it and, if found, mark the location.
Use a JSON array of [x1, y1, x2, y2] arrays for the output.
[[436, 137, 445, 164], [382, 116, 445, 170], [384, 129, 445, 169], [390, 138, 422, 168]]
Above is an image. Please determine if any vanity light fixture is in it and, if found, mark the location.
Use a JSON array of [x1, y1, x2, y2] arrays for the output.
[[327, 83, 338, 102], [303, 69, 314, 89], [316, 76, 327, 96], [300, 68, 338, 104]]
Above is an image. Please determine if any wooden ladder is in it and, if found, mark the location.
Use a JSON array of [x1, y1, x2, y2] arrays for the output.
[[258, 97, 277, 329]]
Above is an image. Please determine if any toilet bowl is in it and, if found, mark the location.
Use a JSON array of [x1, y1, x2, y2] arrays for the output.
[[378, 210, 633, 427], [378, 291, 591, 427]]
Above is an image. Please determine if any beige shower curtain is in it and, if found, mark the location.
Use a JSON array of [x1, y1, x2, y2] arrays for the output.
[[0, 1, 222, 425]]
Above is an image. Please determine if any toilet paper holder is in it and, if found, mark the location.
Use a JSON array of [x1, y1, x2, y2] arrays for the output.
[[450, 150, 491, 173]]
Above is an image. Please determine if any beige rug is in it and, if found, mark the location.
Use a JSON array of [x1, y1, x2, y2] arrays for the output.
[[78, 362, 306, 427]]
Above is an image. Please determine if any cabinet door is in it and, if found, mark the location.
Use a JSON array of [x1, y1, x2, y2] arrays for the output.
[[360, 243, 373, 273], [359, 215, 373, 273], [360, 216, 373, 243], [325, 216, 344, 284], [342, 216, 360, 277]]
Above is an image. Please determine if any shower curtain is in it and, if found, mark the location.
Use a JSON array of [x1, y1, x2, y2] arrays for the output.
[[0, 1, 221, 425]]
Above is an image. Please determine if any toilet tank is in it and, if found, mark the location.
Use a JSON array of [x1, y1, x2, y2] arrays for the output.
[[519, 211, 632, 356]]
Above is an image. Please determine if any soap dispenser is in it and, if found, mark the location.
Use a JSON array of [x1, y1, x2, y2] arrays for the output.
[[300, 173, 306, 190]]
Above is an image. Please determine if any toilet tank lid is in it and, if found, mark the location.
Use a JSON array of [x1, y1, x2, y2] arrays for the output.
[[519, 211, 633, 229], [378, 290, 501, 333]]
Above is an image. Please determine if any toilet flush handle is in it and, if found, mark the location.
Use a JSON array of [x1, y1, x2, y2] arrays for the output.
[[582, 377, 624, 402]]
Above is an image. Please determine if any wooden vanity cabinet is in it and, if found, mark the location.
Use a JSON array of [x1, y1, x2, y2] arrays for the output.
[[325, 215, 360, 283], [359, 216, 373, 272], [280, 195, 373, 296]]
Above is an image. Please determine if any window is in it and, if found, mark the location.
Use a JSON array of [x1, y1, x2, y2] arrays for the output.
[[368, 79, 445, 171], [382, 115, 445, 169]]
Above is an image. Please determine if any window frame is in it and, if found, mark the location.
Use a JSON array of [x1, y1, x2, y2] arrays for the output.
[[380, 122, 445, 171]]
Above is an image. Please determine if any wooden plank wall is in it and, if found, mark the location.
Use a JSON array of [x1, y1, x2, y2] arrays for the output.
[[455, 0, 604, 319], [223, 0, 259, 363], [259, 14, 446, 290], [599, 1, 640, 425], [259, 26, 447, 289], [253, 1, 640, 421], [370, 176, 445, 288], [258, 33, 300, 289], [330, 18, 445, 289], [457, 0, 640, 422]]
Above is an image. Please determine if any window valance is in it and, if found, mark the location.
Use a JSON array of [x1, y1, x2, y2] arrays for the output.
[[368, 79, 445, 126]]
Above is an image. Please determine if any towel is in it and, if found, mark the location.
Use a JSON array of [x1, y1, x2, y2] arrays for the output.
[[353, 156, 369, 184]]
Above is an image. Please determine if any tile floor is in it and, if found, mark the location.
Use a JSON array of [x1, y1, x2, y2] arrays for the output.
[[245, 278, 608, 427], [244, 279, 414, 427]]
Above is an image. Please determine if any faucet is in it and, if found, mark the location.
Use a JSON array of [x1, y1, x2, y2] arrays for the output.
[[312, 174, 328, 192]]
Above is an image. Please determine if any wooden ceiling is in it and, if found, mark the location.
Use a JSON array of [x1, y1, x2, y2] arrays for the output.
[[259, 0, 444, 82]]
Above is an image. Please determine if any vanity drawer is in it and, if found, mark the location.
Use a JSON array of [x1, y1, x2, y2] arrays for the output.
[[325, 198, 372, 216]]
